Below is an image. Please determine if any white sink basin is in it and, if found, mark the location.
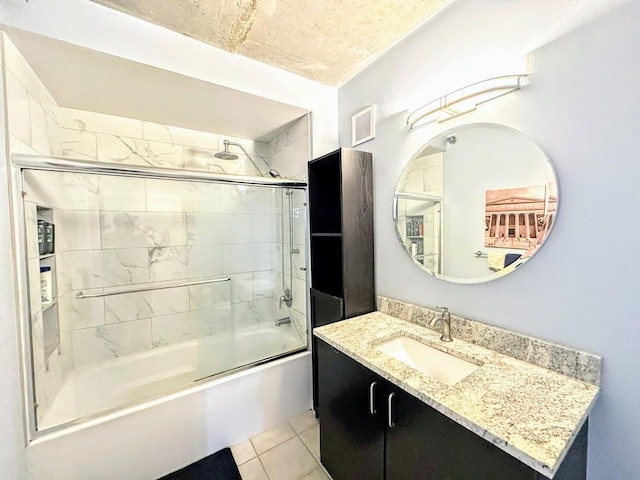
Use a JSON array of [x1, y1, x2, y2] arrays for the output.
[[375, 336, 480, 385]]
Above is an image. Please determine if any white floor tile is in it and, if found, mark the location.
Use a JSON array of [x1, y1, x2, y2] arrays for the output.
[[238, 457, 269, 480], [251, 422, 296, 455], [299, 424, 320, 459], [288, 409, 319, 434], [301, 467, 332, 480], [231, 439, 257, 466], [259, 436, 320, 480]]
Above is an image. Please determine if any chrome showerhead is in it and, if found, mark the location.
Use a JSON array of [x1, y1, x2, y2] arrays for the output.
[[214, 151, 238, 160], [214, 140, 239, 160], [215, 139, 285, 179]]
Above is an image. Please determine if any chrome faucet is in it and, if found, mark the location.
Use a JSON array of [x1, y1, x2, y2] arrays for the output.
[[431, 306, 453, 342], [275, 317, 291, 326], [279, 288, 293, 309]]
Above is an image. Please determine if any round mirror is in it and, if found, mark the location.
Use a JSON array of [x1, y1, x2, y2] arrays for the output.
[[394, 123, 558, 283]]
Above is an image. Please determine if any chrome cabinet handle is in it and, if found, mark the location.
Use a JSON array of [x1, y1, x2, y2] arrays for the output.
[[369, 382, 377, 414], [388, 392, 396, 428]]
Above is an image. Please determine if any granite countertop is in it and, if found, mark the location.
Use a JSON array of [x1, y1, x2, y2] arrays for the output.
[[313, 311, 600, 479]]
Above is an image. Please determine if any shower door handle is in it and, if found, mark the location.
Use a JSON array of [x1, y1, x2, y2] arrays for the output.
[[369, 381, 377, 415]]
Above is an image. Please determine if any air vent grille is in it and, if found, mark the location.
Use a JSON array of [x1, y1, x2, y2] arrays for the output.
[[352, 106, 375, 146]]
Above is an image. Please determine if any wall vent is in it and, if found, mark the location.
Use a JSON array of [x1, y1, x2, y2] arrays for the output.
[[352, 106, 375, 146]]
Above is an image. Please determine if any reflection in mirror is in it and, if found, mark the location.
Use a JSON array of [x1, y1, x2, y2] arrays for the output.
[[394, 123, 558, 284]]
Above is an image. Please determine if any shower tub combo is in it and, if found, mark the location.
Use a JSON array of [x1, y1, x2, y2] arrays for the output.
[[13, 154, 311, 479]]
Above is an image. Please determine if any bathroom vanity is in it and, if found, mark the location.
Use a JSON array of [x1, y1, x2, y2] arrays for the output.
[[314, 306, 599, 480]]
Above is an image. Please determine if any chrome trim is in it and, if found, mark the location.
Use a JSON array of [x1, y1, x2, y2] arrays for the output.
[[75, 277, 231, 299], [12, 154, 307, 188], [369, 381, 377, 415], [394, 191, 443, 202], [7, 151, 39, 443], [392, 191, 443, 276]]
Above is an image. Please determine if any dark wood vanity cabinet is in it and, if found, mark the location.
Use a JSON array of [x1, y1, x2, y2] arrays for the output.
[[309, 148, 375, 414], [316, 339, 588, 480], [317, 338, 385, 480]]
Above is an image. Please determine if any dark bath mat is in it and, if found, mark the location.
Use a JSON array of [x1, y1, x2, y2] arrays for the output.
[[158, 447, 242, 480]]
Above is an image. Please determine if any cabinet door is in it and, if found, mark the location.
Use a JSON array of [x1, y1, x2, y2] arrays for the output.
[[385, 385, 538, 480], [317, 340, 385, 480], [310, 288, 344, 328], [311, 289, 345, 413]]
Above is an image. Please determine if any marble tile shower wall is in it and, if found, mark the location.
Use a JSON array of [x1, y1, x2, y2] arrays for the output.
[[58, 107, 271, 177], [24, 200, 70, 427], [3, 33, 68, 426], [266, 117, 310, 338], [2, 35, 62, 159], [3, 34, 310, 423], [267, 115, 311, 181], [22, 169, 286, 369], [50, 108, 311, 350], [272, 189, 308, 338]]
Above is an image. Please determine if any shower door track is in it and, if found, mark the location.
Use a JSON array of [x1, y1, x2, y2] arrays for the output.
[[12, 154, 308, 188], [30, 347, 310, 440]]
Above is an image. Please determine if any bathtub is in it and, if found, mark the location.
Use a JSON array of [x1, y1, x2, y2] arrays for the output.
[[29, 326, 311, 480]]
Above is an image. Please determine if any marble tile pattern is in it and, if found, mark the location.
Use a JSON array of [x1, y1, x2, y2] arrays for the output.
[[59, 107, 272, 177], [22, 167, 306, 368], [61, 129, 97, 160], [267, 115, 310, 180], [377, 296, 602, 385], [72, 319, 153, 368], [270, 188, 308, 339], [33, 344, 67, 428], [96, 134, 185, 169], [314, 312, 600, 479], [5, 36, 311, 430], [4, 32, 75, 426], [4, 35, 62, 158]]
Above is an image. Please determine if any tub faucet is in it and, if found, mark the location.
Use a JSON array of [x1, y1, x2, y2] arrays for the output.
[[279, 288, 292, 309], [431, 306, 453, 342], [275, 317, 291, 326]]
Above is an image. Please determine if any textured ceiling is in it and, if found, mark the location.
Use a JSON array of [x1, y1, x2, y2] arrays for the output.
[[89, 0, 452, 86]]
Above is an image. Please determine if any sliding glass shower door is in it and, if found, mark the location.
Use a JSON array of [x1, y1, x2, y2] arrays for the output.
[[20, 165, 308, 433]]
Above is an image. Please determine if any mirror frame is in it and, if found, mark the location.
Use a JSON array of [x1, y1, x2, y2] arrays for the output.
[[393, 122, 559, 284]]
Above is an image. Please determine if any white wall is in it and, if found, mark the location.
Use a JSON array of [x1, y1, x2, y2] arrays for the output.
[[338, 1, 640, 478]]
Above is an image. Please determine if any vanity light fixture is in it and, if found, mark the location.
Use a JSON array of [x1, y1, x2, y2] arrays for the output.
[[406, 74, 528, 131]]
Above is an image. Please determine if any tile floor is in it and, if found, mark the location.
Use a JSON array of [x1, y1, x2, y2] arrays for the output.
[[231, 410, 332, 480]]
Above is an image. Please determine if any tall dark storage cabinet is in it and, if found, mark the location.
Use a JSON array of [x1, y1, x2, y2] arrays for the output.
[[308, 148, 375, 413]]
